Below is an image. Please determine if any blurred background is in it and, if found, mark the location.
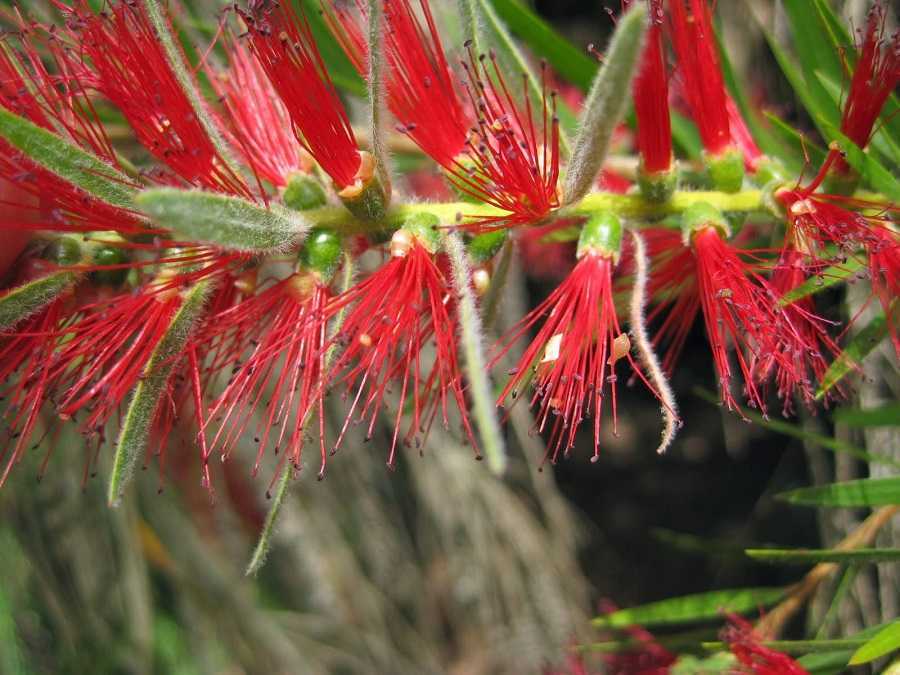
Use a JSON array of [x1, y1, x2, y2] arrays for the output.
[[0, 1, 897, 674]]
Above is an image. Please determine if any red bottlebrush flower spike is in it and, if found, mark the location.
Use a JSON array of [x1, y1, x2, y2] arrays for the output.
[[494, 213, 664, 463], [686, 213, 824, 416], [452, 50, 561, 228], [65, 1, 254, 199], [242, 2, 361, 190], [0, 294, 69, 487], [666, 0, 731, 156], [210, 40, 308, 188], [633, 0, 672, 175], [761, 245, 844, 414], [203, 274, 332, 486], [839, 4, 900, 154], [722, 616, 810, 675], [324, 218, 476, 466]]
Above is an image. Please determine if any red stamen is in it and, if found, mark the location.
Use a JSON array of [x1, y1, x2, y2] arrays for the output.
[[633, 0, 673, 174]]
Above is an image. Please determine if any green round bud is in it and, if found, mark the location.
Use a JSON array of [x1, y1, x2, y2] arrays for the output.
[[637, 163, 677, 203], [704, 148, 745, 193], [400, 212, 442, 253], [680, 201, 730, 244], [577, 211, 622, 260], [42, 236, 82, 266], [90, 245, 131, 287], [298, 227, 343, 281], [467, 229, 508, 264], [283, 174, 327, 211]]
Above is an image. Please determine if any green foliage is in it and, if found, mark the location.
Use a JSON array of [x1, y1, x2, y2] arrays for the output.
[[850, 620, 900, 665], [779, 477, 900, 508]]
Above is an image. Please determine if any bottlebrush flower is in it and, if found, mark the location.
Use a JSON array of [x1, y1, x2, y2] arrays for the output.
[[777, 157, 900, 355], [494, 213, 666, 463], [660, 203, 830, 416], [210, 40, 309, 188], [241, 2, 363, 192], [633, 0, 672, 176], [722, 615, 809, 675], [324, 215, 476, 466], [837, 4, 899, 168], [64, 0, 255, 199], [327, 0, 560, 228], [202, 230, 342, 485]]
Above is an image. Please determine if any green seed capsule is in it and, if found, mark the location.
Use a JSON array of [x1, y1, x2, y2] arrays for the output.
[[299, 227, 343, 281]]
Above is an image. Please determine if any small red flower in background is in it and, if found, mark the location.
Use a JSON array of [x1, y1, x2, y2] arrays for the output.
[[494, 214, 665, 463], [836, 4, 899, 173], [323, 220, 477, 467], [242, 1, 362, 190], [722, 615, 809, 675]]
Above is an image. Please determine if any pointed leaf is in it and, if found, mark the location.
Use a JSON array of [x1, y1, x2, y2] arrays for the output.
[[779, 476, 900, 508], [563, 3, 646, 204], [592, 587, 785, 629], [108, 280, 211, 506], [0, 107, 136, 210], [778, 257, 864, 306], [136, 188, 309, 252], [746, 548, 900, 565], [445, 231, 507, 475], [833, 404, 900, 428], [0, 271, 78, 331], [849, 621, 900, 665]]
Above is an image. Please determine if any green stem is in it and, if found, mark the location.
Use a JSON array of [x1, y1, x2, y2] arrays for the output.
[[300, 189, 767, 236]]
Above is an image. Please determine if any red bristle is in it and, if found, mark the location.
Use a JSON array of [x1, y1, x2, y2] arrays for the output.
[[0, 297, 68, 486], [324, 241, 477, 466], [203, 276, 331, 483], [66, 1, 255, 199], [726, 94, 764, 171], [839, 5, 899, 156], [243, 2, 361, 188], [382, 0, 470, 166], [451, 50, 561, 228], [633, 0, 672, 174], [667, 0, 731, 155], [493, 251, 663, 464], [210, 39, 306, 187], [691, 227, 820, 416]]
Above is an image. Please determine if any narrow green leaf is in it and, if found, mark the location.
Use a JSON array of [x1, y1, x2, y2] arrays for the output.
[[563, 3, 646, 205], [671, 111, 702, 159], [778, 257, 864, 306], [746, 548, 900, 565], [850, 621, 900, 665], [592, 587, 785, 629], [108, 280, 211, 506], [365, 0, 392, 199], [763, 111, 826, 170], [444, 231, 507, 475], [488, 0, 595, 92], [800, 621, 897, 674], [300, 0, 367, 97], [782, 0, 844, 87], [0, 271, 78, 331], [0, 107, 136, 210], [833, 404, 900, 428], [817, 306, 896, 400], [779, 476, 900, 508], [136, 188, 309, 252], [702, 639, 867, 655]]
